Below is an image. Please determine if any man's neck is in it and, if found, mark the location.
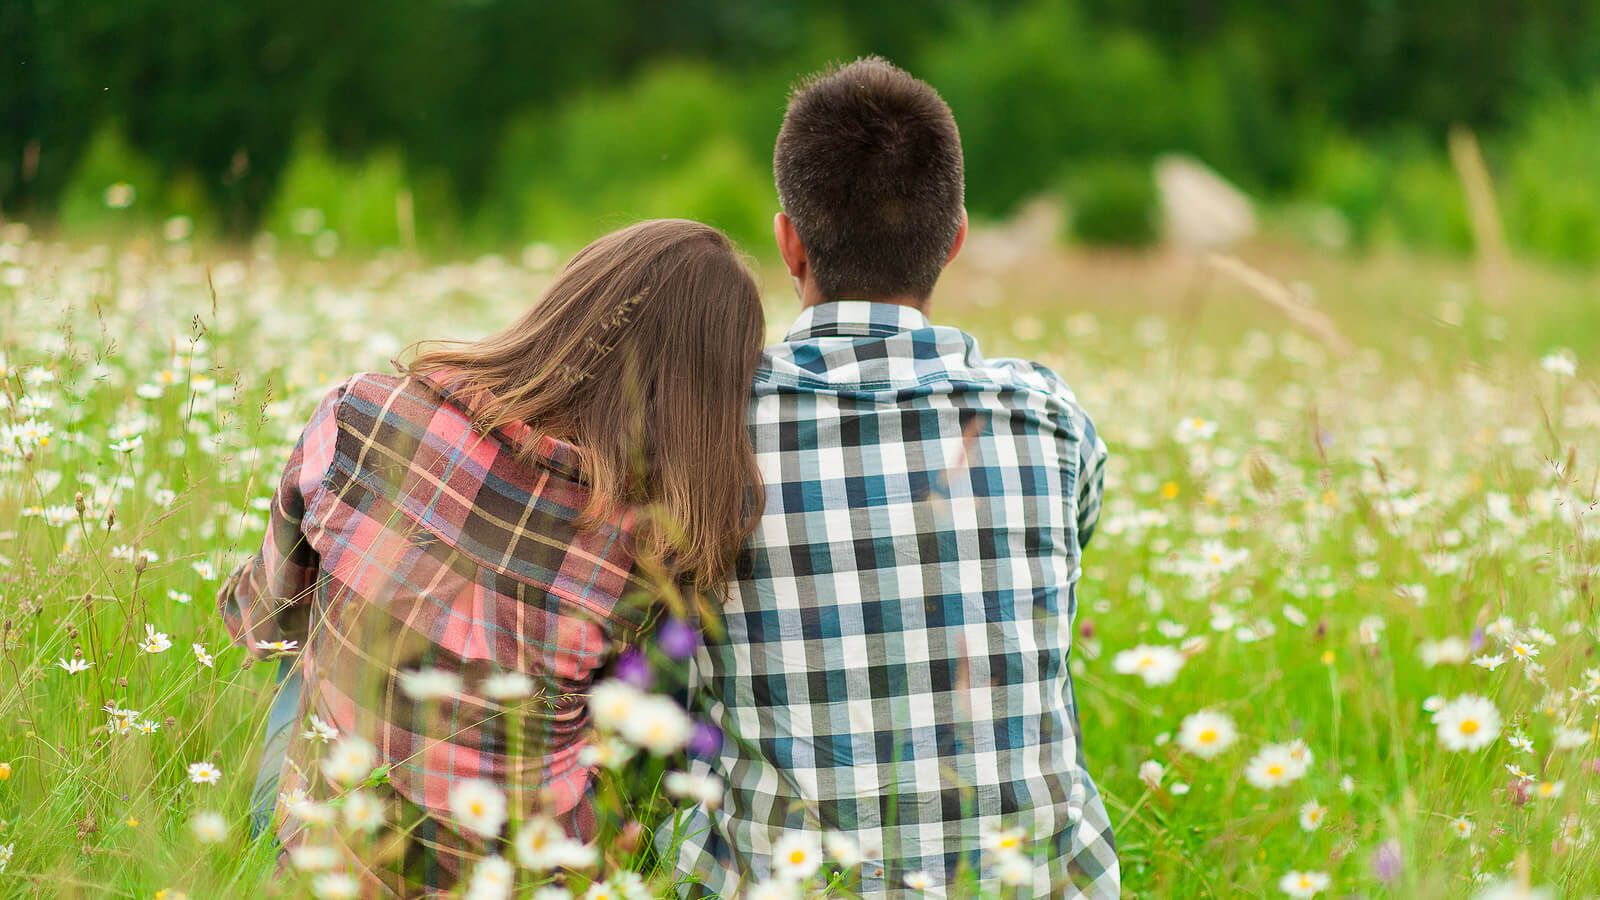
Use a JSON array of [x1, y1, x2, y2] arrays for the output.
[[800, 294, 930, 316]]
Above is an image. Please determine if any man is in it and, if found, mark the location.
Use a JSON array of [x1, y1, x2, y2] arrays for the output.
[[662, 58, 1117, 898]]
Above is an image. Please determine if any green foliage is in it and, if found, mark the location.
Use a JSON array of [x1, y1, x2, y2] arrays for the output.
[[481, 62, 770, 249], [1062, 158, 1158, 247], [635, 137, 774, 253], [1503, 86, 1600, 265], [1302, 137, 1470, 256], [1303, 137, 1390, 251], [1372, 150, 1472, 255], [9, 0, 1600, 263], [56, 123, 167, 230], [925, 2, 1188, 218], [263, 132, 414, 253]]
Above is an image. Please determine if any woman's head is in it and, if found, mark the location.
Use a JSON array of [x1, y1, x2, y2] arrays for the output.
[[409, 219, 765, 592]]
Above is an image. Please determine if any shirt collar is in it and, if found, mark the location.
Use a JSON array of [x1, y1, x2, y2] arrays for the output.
[[413, 366, 586, 483], [784, 300, 933, 341]]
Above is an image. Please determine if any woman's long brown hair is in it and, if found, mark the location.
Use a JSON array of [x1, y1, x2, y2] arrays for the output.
[[408, 219, 765, 594]]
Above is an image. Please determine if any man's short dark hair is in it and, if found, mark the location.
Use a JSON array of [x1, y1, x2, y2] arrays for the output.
[[774, 57, 965, 303]]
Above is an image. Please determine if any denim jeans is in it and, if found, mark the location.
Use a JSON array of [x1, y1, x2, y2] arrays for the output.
[[249, 656, 302, 839]]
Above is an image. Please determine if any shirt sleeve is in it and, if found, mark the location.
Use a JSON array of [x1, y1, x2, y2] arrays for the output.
[[218, 380, 347, 657], [1075, 411, 1108, 552]]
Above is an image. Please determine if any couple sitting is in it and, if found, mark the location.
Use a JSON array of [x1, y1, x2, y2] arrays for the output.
[[221, 58, 1118, 899]]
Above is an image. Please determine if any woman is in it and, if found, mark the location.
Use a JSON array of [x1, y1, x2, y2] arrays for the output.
[[219, 219, 765, 895]]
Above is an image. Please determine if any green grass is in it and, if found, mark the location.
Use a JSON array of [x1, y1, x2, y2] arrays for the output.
[[0, 229, 1596, 899]]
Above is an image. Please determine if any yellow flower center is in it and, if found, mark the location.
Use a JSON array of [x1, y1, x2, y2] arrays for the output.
[[789, 849, 807, 864], [1459, 719, 1479, 735], [470, 802, 484, 816], [1266, 764, 1284, 777], [1199, 730, 1217, 743]]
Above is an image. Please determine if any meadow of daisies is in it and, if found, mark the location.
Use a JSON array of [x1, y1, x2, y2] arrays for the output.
[[0, 220, 1596, 900]]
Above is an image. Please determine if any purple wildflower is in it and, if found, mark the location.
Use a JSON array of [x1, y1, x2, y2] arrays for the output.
[[613, 647, 652, 690], [658, 617, 699, 660], [1370, 839, 1402, 884], [688, 721, 723, 759]]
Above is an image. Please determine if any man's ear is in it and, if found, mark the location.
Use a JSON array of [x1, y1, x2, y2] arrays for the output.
[[945, 207, 969, 266], [775, 212, 809, 279]]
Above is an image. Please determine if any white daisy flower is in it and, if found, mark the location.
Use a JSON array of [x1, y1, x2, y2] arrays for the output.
[[1297, 800, 1325, 831], [311, 872, 360, 899], [1433, 694, 1502, 751], [1244, 742, 1308, 789], [319, 736, 377, 787], [187, 761, 222, 785], [618, 695, 693, 755], [141, 624, 173, 654], [448, 779, 508, 838], [481, 671, 534, 701], [1278, 869, 1330, 898], [1111, 644, 1185, 687], [1178, 709, 1238, 759], [588, 679, 643, 732], [190, 811, 227, 843], [399, 667, 462, 701], [771, 830, 823, 881], [663, 771, 724, 810], [342, 789, 385, 832], [291, 844, 341, 871], [463, 856, 515, 900]]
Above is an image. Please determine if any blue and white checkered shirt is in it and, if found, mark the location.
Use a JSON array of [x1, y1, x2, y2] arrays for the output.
[[663, 301, 1117, 899]]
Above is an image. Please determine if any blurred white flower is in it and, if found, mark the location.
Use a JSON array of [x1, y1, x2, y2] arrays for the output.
[[303, 714, 338, 743], [320, 736, 377, 787], [399, 667, 462, 701], [1418, 637, 1469, 667], [103, 183, 136, 209], [1112, 644, 1185, 687], [1138, 759, 1164, 789], [1177, 709, 1238, 760], [588, 679, 643, 732], [1473, 879, 1554, 900], [663, 771, 724, 810], [291, 844, 341, 871], [1278, 870, 1330, 897], [1173, 416, 1219, 444], [190, 811, 227, 843], [771, 830, 823, 881], [1539, 351, 1577, 377], [1244, 742, 1309, 789], [824, 830, 861, 866], [481, 671, 534, 701], [448, 779, 507, 838], [311, 872, 359, 899], [342, 789, 385, 832], [463, 856, 514, 900], [618, 695, 693, 755], [1297, 800, 1325, 832]]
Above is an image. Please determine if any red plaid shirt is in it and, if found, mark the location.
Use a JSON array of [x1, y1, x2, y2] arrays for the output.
[[220, 369, 655, 892]]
